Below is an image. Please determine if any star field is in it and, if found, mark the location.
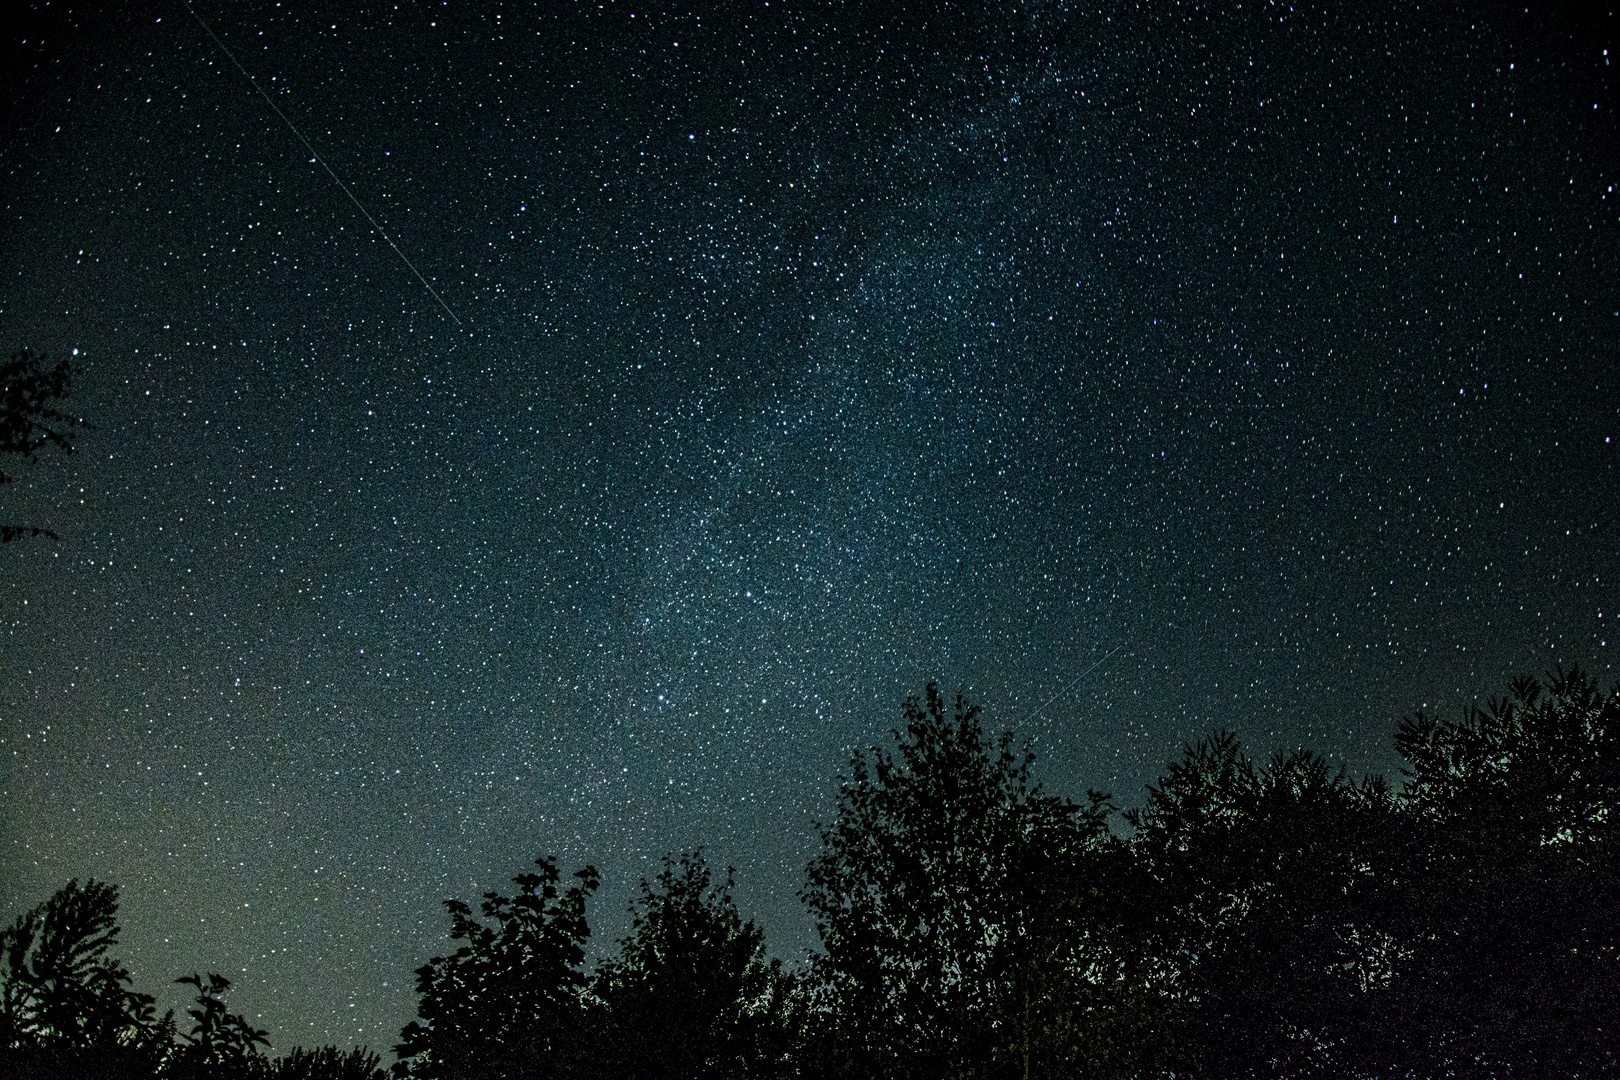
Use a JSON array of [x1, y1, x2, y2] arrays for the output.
[[2, 0, 1615, 1053]]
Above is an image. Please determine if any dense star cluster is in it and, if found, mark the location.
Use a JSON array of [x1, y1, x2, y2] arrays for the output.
[[2, 1, 1614, 1053]]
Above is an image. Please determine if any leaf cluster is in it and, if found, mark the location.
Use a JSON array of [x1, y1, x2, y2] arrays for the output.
[[0, 878, 168, 1074], [166, 973, 271, 1077], [396, 857, 600, 1080], [0, 881, 384, 1080], [0, 347, 88, 541]]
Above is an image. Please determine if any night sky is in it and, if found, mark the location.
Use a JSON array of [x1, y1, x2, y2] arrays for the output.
[[2, 0, 1615, 1054]]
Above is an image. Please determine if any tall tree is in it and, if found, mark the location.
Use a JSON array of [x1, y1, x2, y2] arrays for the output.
[[1127, 736, 1399, 1078], [590, 850, 798, 1080], [0, 348, 87, 541], [397, 856, 599, 1080], [801, 684, 1121, 1079], [1379, 667, 1620, 1077]]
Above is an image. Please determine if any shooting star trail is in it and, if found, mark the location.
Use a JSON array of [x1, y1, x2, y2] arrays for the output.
[[1019, 644, 1124, 730], [182, 0, 463, 328]]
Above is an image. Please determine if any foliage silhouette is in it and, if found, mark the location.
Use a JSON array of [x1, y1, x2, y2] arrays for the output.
[[801, 683, 1129, 1080], [165, 973, 271, 1078], [0, 348, 88, 541], [1373, 666, 1620, 1077], [8, 666, 1617, 1079], [0, 880, 393, 1080], [1127, 736, 1400, 1078], [1121, 667, 1620, 1078], [0, 878, 170, 1079], [397, 856, 600, 1080], [589, 850, 800, 1080], [247, 1045, 388, 1080], [980, 802, 1164, 1080]]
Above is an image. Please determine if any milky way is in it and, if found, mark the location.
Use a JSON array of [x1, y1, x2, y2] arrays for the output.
[[2, 2, 1614, 1052]]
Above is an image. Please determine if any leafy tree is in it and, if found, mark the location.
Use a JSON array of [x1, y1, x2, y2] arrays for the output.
[[0, 348, 87, 542], [1375, 666, 1620, 1077], [589, 850, 800, 1080], [980, 815, 1163, 1080], [801, 684, 1120, 1079], [1121, 668, 1620, 1078], [397, 856, 600, 1080], [0, 878, 170, 1079], [1127, 736, 1399, 1078], [1398, 666, 1620, 845]]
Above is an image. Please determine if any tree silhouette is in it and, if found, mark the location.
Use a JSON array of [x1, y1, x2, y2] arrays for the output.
[[801, 684, 1120, 1080], [1376, 666, 1620, 1077], [0, 348, 87, 542], [397, 856, 600, 1080], [982, 809, 1163, 1080], [1115, 668, 1620, 1078], [8, 665, 1613, 1078], [0, 878, 170, 1079], [589, 850, 799, 1080], [1127, 736, 1399, 1078]]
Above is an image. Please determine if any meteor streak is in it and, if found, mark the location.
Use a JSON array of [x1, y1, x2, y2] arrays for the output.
[[1019, 644, 1124, 729], [182, 0, 463, 328]]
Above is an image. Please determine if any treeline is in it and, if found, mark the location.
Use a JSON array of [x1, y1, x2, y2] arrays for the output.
[[5, 668, 1619, 1079]]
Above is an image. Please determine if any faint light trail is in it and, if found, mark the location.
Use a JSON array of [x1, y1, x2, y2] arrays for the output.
[[1019, 644, 1124, 730], [181, 0, 463, 327]]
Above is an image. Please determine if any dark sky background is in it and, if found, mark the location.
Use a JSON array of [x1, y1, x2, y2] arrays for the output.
[[2, 0, 1615, 1055]]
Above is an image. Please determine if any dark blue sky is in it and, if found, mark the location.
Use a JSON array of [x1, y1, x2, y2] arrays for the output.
[[2, 0, 1614, 1053]]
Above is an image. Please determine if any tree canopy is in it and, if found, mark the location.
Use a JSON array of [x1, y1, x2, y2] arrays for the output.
[[801, 683, 1134, 1079], [8, 666, 1619, 1079], [1, 881, 385, 1080], [396, 856, 600, 1080], [590, 851, 796, 1080], [0, 878, 167, 1078]]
